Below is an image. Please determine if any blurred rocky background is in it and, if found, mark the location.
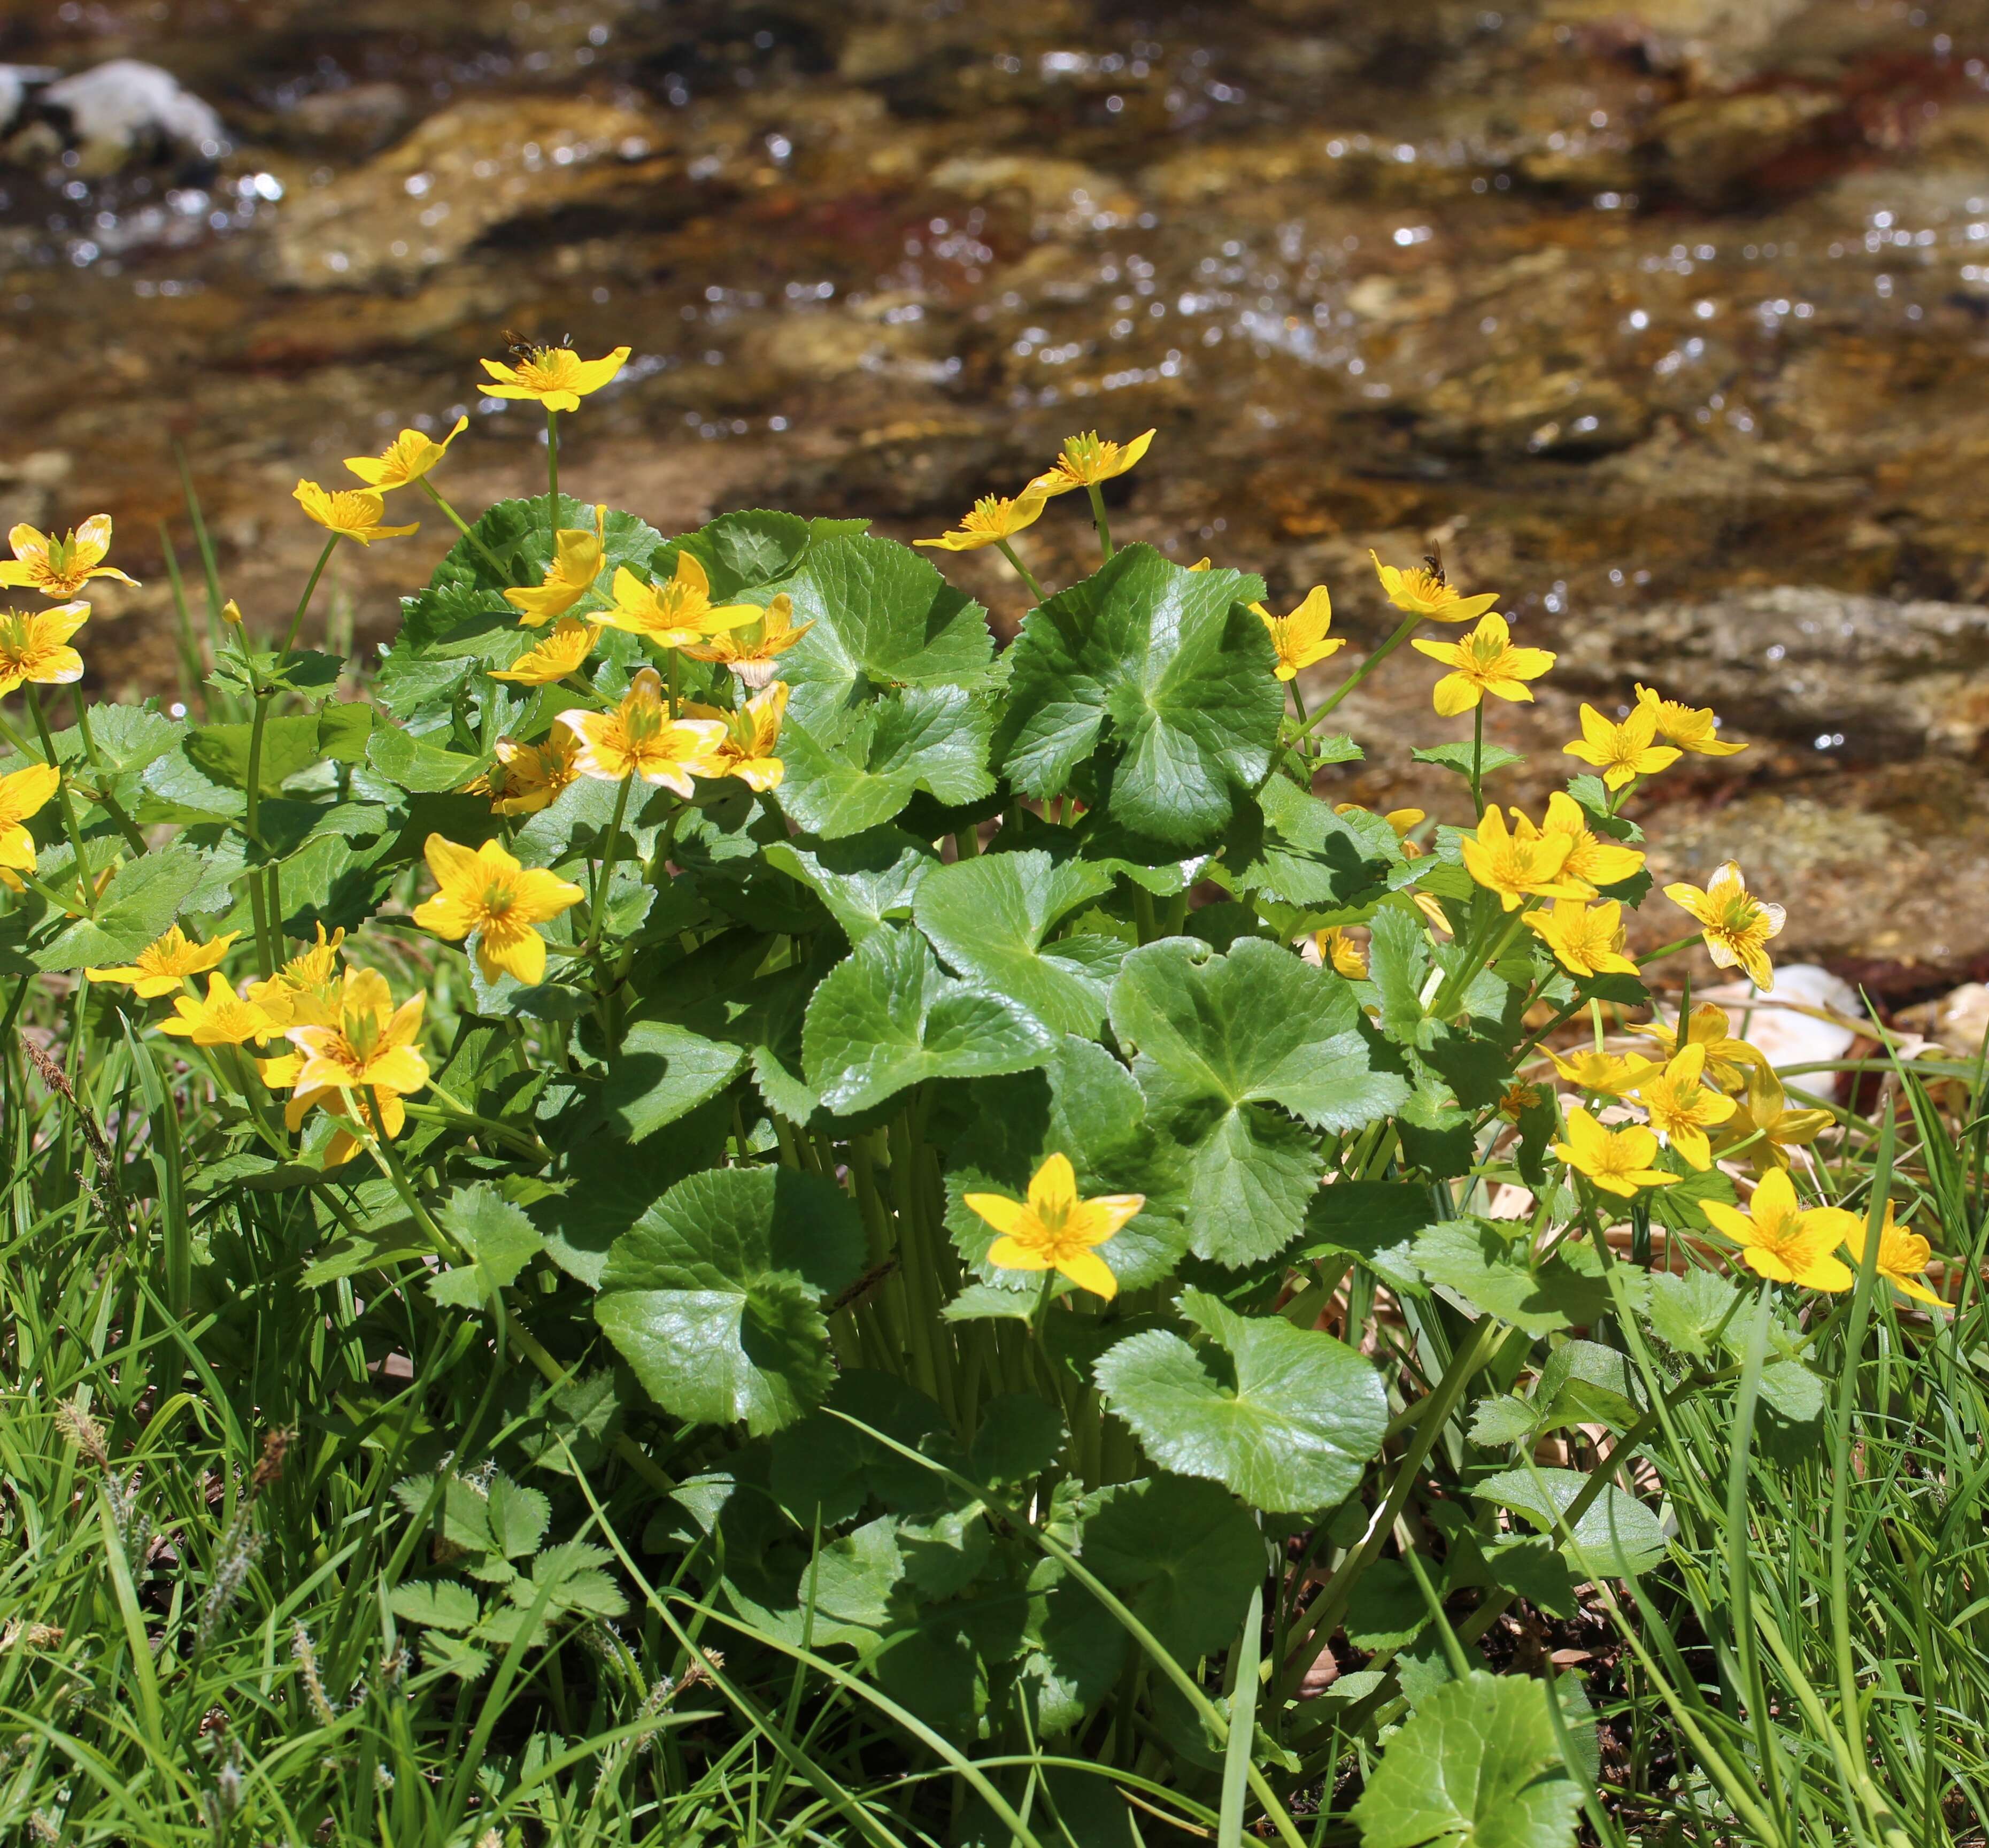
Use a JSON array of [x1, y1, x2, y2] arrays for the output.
[[8, 0, 1989, 1001]]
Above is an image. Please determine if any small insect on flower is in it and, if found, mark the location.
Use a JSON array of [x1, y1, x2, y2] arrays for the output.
[[1842, 1202, 1945, 1306], [687, 681, 790, 792], [1524, 897, 1639, 980], [962, 1153, 1144, 1301], [265, 966, 430, 1167], [87, 925, 239, 998], [1255, 586, 1344, 681], [292, 482, 420, 546], [343, 415, 469, 490], [479, 725, 583, 816], [1631, 1043, 1739, 1171], [412, 835, 583, 986], [479, 341, 632, 411], [0, 761, 60, 879], [1027, 429, 1155, 496], [1410, 611, 1555, 714], [559, 667, 730, 794], [914, 491, 1051, 552], [0, 515, 138, 598], [0, 602, 89, 697], [1525, 790, 1645, 888], [1636, 683, 1746, 757], [490, 617, 599, 686], [1699, 1167, 1857, 1291], [679, 592, 814, 688], [1545, 1046, 1660, 1096], [505, 508, 608, 625], [155, 973, 275, 1048], [1563, 700, 1682, 790], [1663, 860, 1786, 992], [1369, 548, 1500, 623], [600, 552, 762, 650], [1460, 804, 1595, 911], [1552, 1105, 1679, 1198]]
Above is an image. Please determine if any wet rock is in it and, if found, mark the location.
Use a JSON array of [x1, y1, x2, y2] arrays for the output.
[[280, 82, 414, 158], [1645, 89, 1841, 207], [1555, 586, 1989, 760], [1415, 352, 1652, 458], [5, 59, 225, 176], [929, 153, 1135, 235], [270, 96, 669, 290], [1539, 0, 1812, 82]]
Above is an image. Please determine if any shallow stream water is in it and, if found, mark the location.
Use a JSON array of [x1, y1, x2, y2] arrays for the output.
[[10, 0, 1989, 986]]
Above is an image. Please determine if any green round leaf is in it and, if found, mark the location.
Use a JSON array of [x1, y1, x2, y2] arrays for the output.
[[1094, 1288, 1386, 1512], [595, 1166, 864, 1435]]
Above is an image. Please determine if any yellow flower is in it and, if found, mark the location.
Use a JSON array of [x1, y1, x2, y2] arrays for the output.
[[411, 834, 583, 986], [914, 491, 1050, 552], [558, 667, 730, 794], [600, 553, 761, 650], [1716, 1061, 1834, 1174], [1842, 1202, 1943, 1306], [679, 592, 814, 689], [1412, 891, 1454, 936], [0, 761, 60, 876], [0, 602, 89, 697], [1563, 702, 1682, 790], [491, 617, 599, 686], [1461, 804, 1595, 912], [1699, 1167, 1856, 1291], [293, 481, 419, 546], [1524, 898, 1639, 980], [343, 415, 468, 490], [0, 517, 138, 598], [274, 966, 430, 1166], [220, 598, 244, 626], [962, 1152, 1145, 1300], [478, 342, 631, 412], [1368, 549, 1499, 624], [155, 973, 274, 1048], [1545, 1047, 1659, 1096], [504, 509, 607, 625], [1663, 861, 1785, 992], [1027, 429, 1155, 497], [689, 681, 789, 794], [87, 925, 239, 998], [1410, 611, 1555, 715], [1631, 1043, 1738, 1171], [1636, 684, 1745, 758], [1524, 791, 1645, 889], [1628, 1003, 1764, 1090], [245, 923, 345, 1032], [1552, 1104, 1678, 1198], [1257, 586, 1344, 681], [1340, 804, 1430, 857], [1307, 925, 1368, 978], [1497, 1081, 1542, 1121], [483, 726, 582, 817]]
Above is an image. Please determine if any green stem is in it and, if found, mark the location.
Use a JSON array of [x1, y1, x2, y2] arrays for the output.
[[545, 407, 560, 545], [581, 773, 635, 965], [1638, 933, 1702, 966], [1083, 482, 1113, 561], [418, 478, 508, 576], [1300, 611, 1421, 733], [25, 687, 94, 916], [281, 535, 340, 657], [1469, 700, 1485, 818], [993, 538, 1047, 605]]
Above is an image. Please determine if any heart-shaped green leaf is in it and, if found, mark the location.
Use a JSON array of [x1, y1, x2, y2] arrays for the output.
[[803, 927, 1055, 1116], [1093, 1288, 1386, 1512], [995, 544, 1281, 848], [595, 1166, 864, 1435]]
